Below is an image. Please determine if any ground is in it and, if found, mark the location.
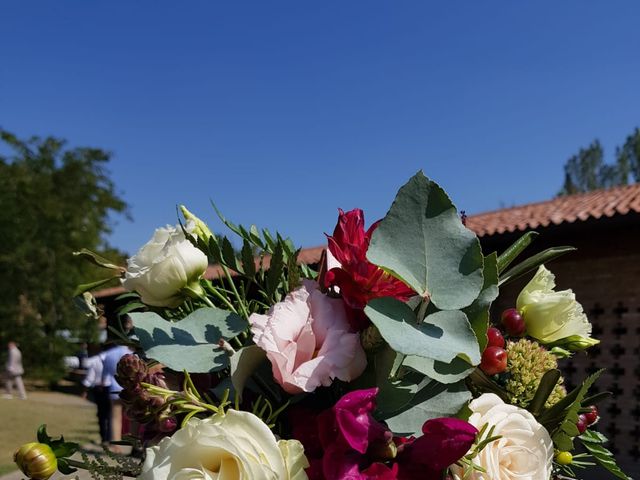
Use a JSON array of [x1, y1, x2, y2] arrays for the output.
[[0, 390, 100, 477]]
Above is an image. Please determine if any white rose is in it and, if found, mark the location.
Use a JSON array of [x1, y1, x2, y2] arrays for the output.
[[139, 410, 309, 480], [450, 393, 553, 480], [123, 224, 208, 307], [516, 266, 597, 349]]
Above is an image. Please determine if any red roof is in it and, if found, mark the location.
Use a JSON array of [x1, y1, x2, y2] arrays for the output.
[[94, 184, 640, 298], [465, 183, 640, 237]]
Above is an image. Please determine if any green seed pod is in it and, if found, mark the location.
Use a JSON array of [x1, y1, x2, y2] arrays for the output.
[[14, 442, 58, 480]]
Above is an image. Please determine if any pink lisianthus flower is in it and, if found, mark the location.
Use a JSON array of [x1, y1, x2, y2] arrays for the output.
[[249, 279, 367, 394], [325, 209, 414, 329]]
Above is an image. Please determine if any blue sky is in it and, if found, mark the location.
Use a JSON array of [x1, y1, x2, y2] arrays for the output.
[[2, 1, 639, 255]]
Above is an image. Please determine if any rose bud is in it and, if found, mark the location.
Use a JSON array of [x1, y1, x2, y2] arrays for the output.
[[14, 443, 58, 480]]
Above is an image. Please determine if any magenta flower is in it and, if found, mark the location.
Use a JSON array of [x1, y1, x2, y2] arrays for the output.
[[296, 388, 478, 480]]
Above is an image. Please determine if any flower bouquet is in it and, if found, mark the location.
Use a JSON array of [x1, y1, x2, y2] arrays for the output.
[[15, 172, 631, 480]]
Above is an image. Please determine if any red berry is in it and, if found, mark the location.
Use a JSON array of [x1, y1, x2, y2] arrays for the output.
[[576, 414, 588, 434], [501, 308, 526, 336], [487, 327, 505, 348], [480, 346, 508, 376], [584, 405, 599, 425]]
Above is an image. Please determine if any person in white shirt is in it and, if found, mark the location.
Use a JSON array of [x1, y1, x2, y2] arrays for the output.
[[82, 346, 111, 445], [4, 341, 27, 399]]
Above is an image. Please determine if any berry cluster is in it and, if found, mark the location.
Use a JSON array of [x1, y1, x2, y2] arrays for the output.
[[479, 308, 526, 376]]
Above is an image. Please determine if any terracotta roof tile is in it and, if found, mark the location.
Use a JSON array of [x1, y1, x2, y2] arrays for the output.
[[465, 183, 640, 237]]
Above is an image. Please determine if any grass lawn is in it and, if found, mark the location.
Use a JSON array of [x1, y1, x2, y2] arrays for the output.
[[0, 391, 99, 474]]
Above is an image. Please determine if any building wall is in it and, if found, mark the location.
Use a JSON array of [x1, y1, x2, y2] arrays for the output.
[[484, 214, 640, 479]]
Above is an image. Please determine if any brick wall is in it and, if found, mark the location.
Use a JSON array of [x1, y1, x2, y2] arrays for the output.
[[484, 214, 640, 479]]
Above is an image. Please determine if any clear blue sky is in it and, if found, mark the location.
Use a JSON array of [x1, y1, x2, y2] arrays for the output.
[[2, 1, 639, 255]]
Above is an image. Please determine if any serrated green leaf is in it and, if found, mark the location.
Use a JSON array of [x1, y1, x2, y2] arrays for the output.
[[132, 308, 247, 373], [266, 242, 284, 300], [241, 240, 256, 278], [365, 297, 481, 365], [463, 252, 499, 352], [499, 246, 576, 286], [579, 430, 631, 479], [367, 171, 484, 310], [116, 301, 146, 316], [221, 237, 241, 273], [496, 231, 538, 273]]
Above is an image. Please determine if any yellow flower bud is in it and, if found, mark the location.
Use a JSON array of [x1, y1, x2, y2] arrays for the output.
[[180, 205, 214, 243], [14, 443, 58, 480]]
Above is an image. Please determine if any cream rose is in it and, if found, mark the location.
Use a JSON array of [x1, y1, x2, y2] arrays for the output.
[[123, 223, 208, 308], [516, 265, 597, 350], [450, 393, 553, 480], [138, 410, 309, 480]]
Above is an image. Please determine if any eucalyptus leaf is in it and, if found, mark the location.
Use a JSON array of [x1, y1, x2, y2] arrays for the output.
[[367, 171, 484, 310], [365, 297, 480, 365], [463, 252, 499, 352], [380, 380, 472, 436], [132, 308, 247, 373], [403, 355, 475, 384]]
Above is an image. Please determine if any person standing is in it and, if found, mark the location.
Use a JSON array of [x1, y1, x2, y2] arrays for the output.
[[101, 344, 132, 447], [81, 346, 111, 446], [4, 341, 27, 399]]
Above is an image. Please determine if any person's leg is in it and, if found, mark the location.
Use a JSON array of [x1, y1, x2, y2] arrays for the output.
[[111, 399, 123, 442], [95, 389, 110, 444], [14, 375, 27, 399], [4, 375, 14, 398]]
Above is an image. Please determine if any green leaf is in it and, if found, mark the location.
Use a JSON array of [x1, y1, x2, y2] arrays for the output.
[[266, 242, 284, 300], [526, 369, 561, 417], [499, 246, 576, 286], [56, 458, 77, 475], [241, 240, 256, 278], [579, 430, 631, 479], [230, 345, 267, 400], [544, 370, 603, 451], [73, 275, 120, 297], [221, 237, 241, 273], [37, 424, 52, 445], [379, 380, 472, 436], [73, 248, 125, 272], [367, 171, 484, 310], [403, 355, 475, 384], [51, 441, 79, 458], [496, 231, 538, 273], [131, 308, 247, 373], [463, 253, 499, 352], [365, 297, 481, 365]]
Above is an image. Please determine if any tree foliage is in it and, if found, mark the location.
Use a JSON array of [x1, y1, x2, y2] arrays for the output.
[[559, 129, 640, 195], [0, 129, 129, 380]]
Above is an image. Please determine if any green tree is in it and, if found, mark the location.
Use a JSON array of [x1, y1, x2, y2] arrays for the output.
[[559, 131, 640, 196], [616, 127, 640, 183], [0, 129, 129, 381]]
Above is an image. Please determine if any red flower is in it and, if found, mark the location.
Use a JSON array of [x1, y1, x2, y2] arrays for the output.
[[325, 209, 414, 320]]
